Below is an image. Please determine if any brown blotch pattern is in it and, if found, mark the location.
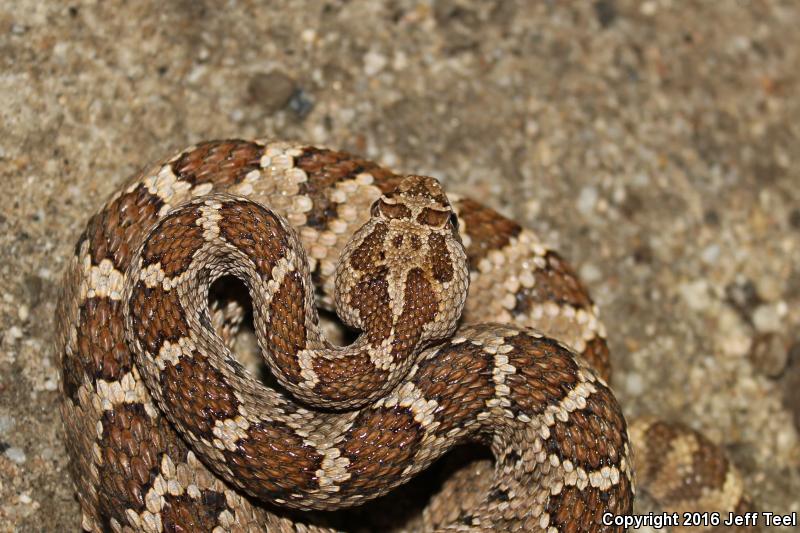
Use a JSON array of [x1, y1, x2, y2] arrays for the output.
[[172, 140, 263, 187], [348, 222, 389, 273], [543, 383, 627, 472], [638, 421, 683, 484], [545, 478, 631, 533], [312, 349, 388, 403], [223, 421, 323, 502], [391, 268, 438, 358], [412, 342, 494, 436], [455, 198, 521, 266], [129, 282, 190, 355], [581, 336, 612, 383], [81, 183, 165, 270], [96, 403, 165, 521], [161, 492, 227, 533], [160, 353, 239, 441], [529, 251, 593, 309], [61, 347, 86, 402], [339, 407, 423, 494], [294, 147, 401, 230], [663, 425, 731, 504], [141, 207, 205, 277], [505, 335, 580, 416], [349, 268, 392, 345], [217, 201, 288, 277], [59, 141, 643, 529], [266, 269, 307, 384], [74, 298, 131, 387], [427, 233, 454, 282]]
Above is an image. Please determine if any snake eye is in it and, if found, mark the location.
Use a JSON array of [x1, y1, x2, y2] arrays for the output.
[[370, 200, 381, 217], [449, 212, 459, 232]]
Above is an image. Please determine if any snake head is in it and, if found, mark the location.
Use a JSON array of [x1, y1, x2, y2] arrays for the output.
[[370, 175, 460, 239], [335, 175, 470, 356]]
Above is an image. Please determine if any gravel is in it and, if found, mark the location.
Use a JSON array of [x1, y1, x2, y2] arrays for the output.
[[1, 1, 798, 530]]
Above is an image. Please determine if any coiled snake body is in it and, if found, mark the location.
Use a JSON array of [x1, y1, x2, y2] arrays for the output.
[[57, 140, 748, 532]]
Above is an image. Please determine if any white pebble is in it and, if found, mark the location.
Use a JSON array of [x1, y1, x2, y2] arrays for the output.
[[363, 49, 387, 76], [576, 186, 598, 215], [625, 373, 644, 396], [753, 303, 786, 333], [5, 446, 26, 464], [678, 280, 711, 311], [579, 263, 601, 284]]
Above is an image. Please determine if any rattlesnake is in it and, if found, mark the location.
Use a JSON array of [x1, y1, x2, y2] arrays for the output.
[[57, 139, 748, 532]]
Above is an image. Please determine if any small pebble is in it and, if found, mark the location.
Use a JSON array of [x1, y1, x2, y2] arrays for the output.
[[700, 244, 720, 264], [7, 326, 23, 341], [725, 278, 760, 316], [579, 263, 602, 284], [0, 415, 14, 435], [288, 89, 315, 118], [5, 446, 26, 464], [246, 70, 296, 114], [363, 49, 388, 76], [577, 186, 598, 215], [749, 334, 788, 378], [679, 279, 712, 311], [625, 372, 644, 396], [753, 302, 786, 333]]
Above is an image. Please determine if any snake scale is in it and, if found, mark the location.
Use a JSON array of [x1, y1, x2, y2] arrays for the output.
[[57, 139, 749, 532]]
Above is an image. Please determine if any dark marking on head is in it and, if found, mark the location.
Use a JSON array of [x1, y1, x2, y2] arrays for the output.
[[390, 268, 438, 358], [348, 222, 389, 273], [349, 267, 392, 345], [427, 233, 454, 282]]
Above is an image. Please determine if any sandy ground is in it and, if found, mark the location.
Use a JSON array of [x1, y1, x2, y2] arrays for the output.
[[1, 1, 799, 531]]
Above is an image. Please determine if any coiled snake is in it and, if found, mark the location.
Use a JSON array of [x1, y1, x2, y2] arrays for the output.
[[57, 140, 748, 532]]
